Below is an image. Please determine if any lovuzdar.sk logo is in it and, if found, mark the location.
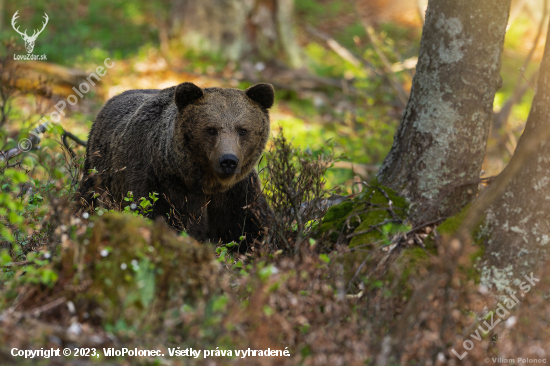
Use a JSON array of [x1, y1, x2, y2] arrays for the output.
[[11, 10, 48, 61]]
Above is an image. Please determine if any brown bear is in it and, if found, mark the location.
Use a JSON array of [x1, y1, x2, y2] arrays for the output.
[[78, 82, 274, 251]]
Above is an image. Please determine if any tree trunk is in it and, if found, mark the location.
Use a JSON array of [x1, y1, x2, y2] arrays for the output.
[[482, 20, 550, 290], [171, 0, 301, 68], [377, 0, 511, 223]]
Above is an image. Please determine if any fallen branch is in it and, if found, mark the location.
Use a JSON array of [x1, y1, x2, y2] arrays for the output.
[[0, 146, 26, 162], [0, 124, 86, 164], [391, 57, 418, 73], [307, 24, 414, 106], [28, 296, 66, 316], [297, 194, 354, 220], [405, 217, 448, 236], [306, 25, 382, 76], [346, 218, 401, 239], [2, 260, 30, 267], [359, 20, 410, 108], [62, 130, 87, 158], [331, 161, 379, 176], [7, 60, 89, 97]]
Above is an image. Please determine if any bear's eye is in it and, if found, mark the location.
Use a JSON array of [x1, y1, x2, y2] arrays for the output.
[[238, 129, 247, 136], [207, 128, 217, 136]]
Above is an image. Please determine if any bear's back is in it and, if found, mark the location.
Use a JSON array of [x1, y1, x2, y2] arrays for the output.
[[91, 89, 161, 141], [84, 89, 161, 183], [84, 87, 181, 199]]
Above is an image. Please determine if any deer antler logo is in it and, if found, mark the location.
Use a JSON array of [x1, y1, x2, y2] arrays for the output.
[[11, 11, 49, 54]]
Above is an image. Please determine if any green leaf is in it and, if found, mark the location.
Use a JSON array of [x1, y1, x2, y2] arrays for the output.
[[8, 211, 23, 225], [259, 265, 278, 281], [51, 124, 65, 135], [12, 171, 28, 184], [212, 295, 228, 312], [0, 249, 12, 265], [263, 305, 274, 316]]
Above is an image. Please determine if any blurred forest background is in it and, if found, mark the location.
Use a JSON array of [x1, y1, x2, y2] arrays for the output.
[[1, 0, 550, 365]]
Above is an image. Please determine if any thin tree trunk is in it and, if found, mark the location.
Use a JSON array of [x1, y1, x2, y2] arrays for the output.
[[171, 0, 301, 68], [377, 0, 511, 223], [482, 19, 550, 290]]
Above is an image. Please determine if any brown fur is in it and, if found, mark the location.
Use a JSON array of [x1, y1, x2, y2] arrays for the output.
[[78, 82, 274, 250]]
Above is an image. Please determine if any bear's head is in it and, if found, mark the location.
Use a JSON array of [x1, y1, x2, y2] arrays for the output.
[[174, 82, 274, 194]]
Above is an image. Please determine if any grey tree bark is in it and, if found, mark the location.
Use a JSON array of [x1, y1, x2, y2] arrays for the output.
[[171, 0, 302, 68], [481, 21, 550, 292], [376, 0, 511, 223]]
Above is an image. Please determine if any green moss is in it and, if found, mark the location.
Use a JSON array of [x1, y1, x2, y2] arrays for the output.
[[351, 182, 409, 246], [6, 213, 217, 332], [318, 181, 409, 247], [437, 203, 472, 234], [84, 213, 216, 328], [323, 200, 355, 222], [318, 200, 355, 241], [461, 244, 485, 284]]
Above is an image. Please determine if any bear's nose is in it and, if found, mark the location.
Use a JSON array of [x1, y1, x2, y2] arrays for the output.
[[219, 154, 239, 174]]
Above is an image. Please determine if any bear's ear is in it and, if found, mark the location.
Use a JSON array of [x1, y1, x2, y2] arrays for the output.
[[175, 82, 204, 110], [245, 83, 274, 110]]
